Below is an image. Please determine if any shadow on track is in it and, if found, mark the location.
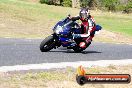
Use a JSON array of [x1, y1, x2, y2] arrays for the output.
[[49, 50, 102, 54]]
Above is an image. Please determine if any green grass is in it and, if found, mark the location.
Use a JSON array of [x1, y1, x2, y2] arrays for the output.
[[94, 13, 132, 36], [0, 65, 132, 88], [0, 0, 79, 38], [0, 0, 132, 39], [0, 0, 78, 20]]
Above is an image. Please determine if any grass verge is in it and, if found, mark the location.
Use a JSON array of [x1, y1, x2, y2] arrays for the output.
[[0, 0, 132, 44], [0, 65, 132, 88]]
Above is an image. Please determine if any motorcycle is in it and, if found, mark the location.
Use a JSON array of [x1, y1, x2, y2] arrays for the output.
[[40, 16, 102, 52]]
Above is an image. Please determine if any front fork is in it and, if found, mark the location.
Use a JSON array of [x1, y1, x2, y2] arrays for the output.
[[52, 33, 61, 48]]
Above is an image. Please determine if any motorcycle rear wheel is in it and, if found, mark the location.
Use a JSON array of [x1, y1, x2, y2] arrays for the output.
[[73, 42, 91, 52]]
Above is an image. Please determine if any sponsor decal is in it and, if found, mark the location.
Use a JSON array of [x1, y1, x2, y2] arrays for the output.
[[76, 66, 131, 85]]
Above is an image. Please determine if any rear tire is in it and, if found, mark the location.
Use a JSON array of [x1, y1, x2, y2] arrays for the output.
[[73, 46, 84, 52], [40, 35, 55, 52], [73, 42, 91, 53]]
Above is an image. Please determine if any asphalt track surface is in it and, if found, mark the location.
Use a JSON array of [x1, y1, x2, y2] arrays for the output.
[[0, 38, 132, 66]]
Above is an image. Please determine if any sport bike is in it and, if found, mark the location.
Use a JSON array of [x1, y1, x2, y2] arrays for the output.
[[40, 17, 101, 52]]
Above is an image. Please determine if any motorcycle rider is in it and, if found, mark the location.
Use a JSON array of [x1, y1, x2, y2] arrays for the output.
[[69, 8, 101, 48]]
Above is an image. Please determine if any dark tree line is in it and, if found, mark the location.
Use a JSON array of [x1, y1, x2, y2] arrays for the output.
[[40, 0, 132, 13], [39, 0, 72, 7]]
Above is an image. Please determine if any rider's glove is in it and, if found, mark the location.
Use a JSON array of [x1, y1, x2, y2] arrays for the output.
[[67, 14, 71, 19], [72, 34, 81, 39]]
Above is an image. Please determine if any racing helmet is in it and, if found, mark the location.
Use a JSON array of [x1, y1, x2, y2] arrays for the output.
[[79, 8, 90, 20]]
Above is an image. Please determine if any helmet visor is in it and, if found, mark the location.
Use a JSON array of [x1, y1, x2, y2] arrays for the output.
[[80, 13, 87, 19], [80, 10, 88, 19]]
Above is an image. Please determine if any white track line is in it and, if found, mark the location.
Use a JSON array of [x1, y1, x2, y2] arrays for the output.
[[0, 59, 132, 72]]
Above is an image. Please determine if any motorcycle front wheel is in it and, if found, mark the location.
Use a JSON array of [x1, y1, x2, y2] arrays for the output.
[[40, 35, 56, 52]]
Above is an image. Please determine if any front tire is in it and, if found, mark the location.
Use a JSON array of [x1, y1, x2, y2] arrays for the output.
[[40, 35, 55, 52]]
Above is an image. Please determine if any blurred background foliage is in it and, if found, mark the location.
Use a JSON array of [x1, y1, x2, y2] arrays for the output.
[[40, 0, 132, 13]]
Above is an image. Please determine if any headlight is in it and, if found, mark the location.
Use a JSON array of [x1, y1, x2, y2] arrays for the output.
[[54, 25, 63, 34]]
